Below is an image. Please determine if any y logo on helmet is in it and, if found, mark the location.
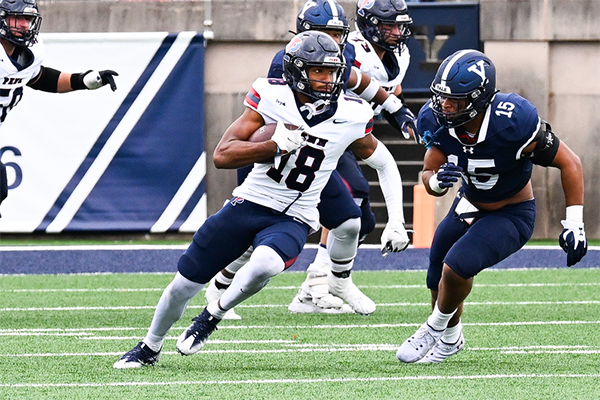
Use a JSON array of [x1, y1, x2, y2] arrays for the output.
[[357, 0, 375, 10], [467, 60, 487, 85], [287, 37, 303, 52], [298, 1, 317, 19]]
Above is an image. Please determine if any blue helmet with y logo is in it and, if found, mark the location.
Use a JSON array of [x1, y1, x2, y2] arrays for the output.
[[297, 0, 350, 46], [430, 49, 497, 127]]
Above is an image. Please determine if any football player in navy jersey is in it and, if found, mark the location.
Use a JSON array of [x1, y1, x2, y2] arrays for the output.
[[205, 0, 413, 318], [396, 50, 586, 364], [0, 0, 118, 214], [114, 31, 409, 368]]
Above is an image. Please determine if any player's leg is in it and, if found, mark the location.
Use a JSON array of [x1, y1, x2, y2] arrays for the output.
[[177, 208, 309, 355], [205, 247, 253, 320], [288, 171, 362, 313], [114, 199, 256, 367], [399, 199, 536, 363]]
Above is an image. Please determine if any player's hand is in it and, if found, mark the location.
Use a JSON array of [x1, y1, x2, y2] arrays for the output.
[[436, 163, 463, 188], [382, 100, 416, 140], [559, 219, 587, 266], [380, 221, 410, 256], [83, 70, 119, 91], [271, 121, 306, 154]]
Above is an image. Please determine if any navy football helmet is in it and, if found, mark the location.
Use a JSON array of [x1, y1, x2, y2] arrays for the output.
[[297, 0, 350, 46], [430, 49, 498, 128], [0, 0, 41, 47], [283, 31, 346, 103], [356, 0, 412, 52]]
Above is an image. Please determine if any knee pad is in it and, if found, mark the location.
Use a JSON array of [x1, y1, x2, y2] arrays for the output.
[[245, 245, 285, 282], [328, 217, 360, 263]]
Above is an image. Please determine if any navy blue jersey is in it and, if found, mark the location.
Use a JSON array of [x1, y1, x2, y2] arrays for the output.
[[418, 93, 540, 203], [268, 44, 356, 89]]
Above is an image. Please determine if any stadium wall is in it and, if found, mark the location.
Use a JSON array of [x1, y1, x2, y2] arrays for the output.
[[35, 0, 599, 240]]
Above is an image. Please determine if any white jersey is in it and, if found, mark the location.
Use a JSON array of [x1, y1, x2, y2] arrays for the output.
[[233, 78, 374, 231], [348, 30, 410, 115], [0, 39, 44, 129]]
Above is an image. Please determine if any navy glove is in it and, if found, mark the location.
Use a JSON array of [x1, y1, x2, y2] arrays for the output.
[[436, 163, 463, 188], [382, 104, 416, 139], [559, 220, 587, 266]]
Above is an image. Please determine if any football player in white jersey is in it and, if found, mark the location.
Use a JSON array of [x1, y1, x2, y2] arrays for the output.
[[350, 0, 413, 125], [206, 0, 416, 319], [114, 31, 409, 368], [0, 0, 118, 212]]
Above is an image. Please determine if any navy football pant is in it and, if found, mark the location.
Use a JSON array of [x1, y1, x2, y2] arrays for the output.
[[426, 195, 535, 291], [178, 198, 310, 284]]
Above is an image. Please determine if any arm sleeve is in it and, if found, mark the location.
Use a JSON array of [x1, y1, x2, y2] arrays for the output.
[[362, 140, 405, 223], [27, 65, 61, 92]]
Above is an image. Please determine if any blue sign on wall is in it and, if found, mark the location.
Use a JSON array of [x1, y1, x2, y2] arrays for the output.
[[402, 2, 481, 96]]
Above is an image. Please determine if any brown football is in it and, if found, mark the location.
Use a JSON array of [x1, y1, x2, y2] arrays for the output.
[[248, 123, 299, 142]]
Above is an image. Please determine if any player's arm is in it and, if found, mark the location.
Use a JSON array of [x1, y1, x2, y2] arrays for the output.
[[350, 133, 409, 253], [213, 108, 273, 169], [27, 66, 118, 93], [523, 123, 586, 266], [421, 146, 463, 197], [348, 68, 415, 139]]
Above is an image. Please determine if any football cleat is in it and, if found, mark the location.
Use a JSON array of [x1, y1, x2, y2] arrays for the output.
[[303, 261, 345, 309], [176, 308, 221, 356], [113, 341, 161, 369], [205, 279, 241, 320], [328, 273, 376, 315], [396, 322, 445, 363], [416, 331, 465, 363], [288, 287, 354, 314]]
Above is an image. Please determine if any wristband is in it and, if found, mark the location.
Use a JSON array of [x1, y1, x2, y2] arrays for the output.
[[565, 205, 583, 222], [381, 95, 403, 113], [428, 173, 445, 194]]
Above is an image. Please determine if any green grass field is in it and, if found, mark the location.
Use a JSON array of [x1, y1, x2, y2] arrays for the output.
[[1, 268, 599, 399]]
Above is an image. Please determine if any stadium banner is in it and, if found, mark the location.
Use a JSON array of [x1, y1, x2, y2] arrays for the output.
[[403, 2, 480, 96], [0, 32, 207, 233]]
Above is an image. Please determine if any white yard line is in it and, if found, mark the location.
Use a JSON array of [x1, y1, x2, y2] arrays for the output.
[[3, 300, 600, 312], [4, 281, 600, 292], [1, 374, 600, 388]]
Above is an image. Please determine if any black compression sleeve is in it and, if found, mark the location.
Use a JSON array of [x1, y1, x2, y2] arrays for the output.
[[27, 66, 61, 92]]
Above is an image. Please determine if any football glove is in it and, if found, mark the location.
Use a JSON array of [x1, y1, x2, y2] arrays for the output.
[[83, 70, 119, 91], [435, 163, 463, 188], [380, 220, 410, 256], [559, 219, 587, 267], [271, 121, 306, 154], [382, 104, 416, 140]]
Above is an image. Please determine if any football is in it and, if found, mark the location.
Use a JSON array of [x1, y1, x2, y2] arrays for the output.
[[248, 123, 299, 142]]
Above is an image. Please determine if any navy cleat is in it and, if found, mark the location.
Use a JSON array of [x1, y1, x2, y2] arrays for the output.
[[113, 341, 161, 369], [176, 307, 221, 355]]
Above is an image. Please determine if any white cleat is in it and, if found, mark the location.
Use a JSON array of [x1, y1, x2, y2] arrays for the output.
[[396, 322, 445, 363], [328, 273, 376, 315], [205, 278, 241, 320], [303, 262, 345, 309], [288, 287, 354, 314], [415, 331, 465, 363]]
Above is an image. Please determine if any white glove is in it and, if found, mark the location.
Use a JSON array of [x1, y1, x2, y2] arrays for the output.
[[271, 121, 306, 154], [82, 70, 118, 91], [380, 220, 410, 256], [559, 219, 587, 267]]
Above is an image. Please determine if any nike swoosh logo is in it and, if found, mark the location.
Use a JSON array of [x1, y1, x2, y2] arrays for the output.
[[333, 119, 347, 124]]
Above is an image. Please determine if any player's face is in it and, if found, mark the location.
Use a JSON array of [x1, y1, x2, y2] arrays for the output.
[[307, 66, 338, 93], [320, 29, 345, 45], [439, 96, 467, 115], [379, 23, 408, 46], [5, 15, 33, 38]]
